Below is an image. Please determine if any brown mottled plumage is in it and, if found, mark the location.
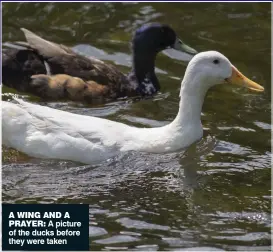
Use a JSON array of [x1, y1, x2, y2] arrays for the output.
[[31, 74, 110, 102], [2, 24, 196, 103], [2, 29, 128, 102]]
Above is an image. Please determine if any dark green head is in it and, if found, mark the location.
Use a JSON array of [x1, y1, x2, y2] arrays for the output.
[[132, 23, 197, 55]]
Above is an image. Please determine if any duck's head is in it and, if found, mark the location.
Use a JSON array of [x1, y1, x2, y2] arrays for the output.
[[181, 51, 264, 95], [133, 23, 197, 55]]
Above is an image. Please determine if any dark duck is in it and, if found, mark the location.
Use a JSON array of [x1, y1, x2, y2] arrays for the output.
[[2, 23, 197, 103]]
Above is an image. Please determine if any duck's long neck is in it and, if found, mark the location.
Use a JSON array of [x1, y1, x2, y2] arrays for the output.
[[172, 74, 207, 128], [127, 50, 159, 95], [124, 72, 209, 153]]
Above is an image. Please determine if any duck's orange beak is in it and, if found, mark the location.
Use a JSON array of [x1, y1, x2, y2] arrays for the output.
[[225, 66, 264, 92]]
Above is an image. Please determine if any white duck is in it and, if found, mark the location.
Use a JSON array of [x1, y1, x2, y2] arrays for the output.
[[2, 51, 264, 164]]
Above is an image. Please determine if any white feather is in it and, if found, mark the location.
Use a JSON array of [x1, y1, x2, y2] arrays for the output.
[[43, 61, 51, 75]]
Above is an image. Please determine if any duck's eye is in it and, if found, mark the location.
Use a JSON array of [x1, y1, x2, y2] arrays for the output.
[[213, 59, 219, 64]]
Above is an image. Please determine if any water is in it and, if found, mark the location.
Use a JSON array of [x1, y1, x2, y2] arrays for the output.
[[2, 2, 271, 251]]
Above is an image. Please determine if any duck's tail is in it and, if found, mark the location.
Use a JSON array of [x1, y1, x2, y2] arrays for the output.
[[2, 99, 32, 148], [2, 43, 47, 92]]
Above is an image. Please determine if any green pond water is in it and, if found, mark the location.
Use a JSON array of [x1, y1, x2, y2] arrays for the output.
[[2, 2, 271, 251]]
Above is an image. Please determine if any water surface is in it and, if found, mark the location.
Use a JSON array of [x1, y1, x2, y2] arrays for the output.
[[2, 2, 271, 251]]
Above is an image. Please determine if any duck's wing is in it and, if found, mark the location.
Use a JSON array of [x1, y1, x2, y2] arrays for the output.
[[2, 29, 129, 101], [2, 99, 129, 163], [4, 99, 129, 140], [20, 28, 75, 56], [21, 28, 128, 88]]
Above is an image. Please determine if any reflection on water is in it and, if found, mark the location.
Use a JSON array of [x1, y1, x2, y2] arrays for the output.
[[2, 2, 271, 251]]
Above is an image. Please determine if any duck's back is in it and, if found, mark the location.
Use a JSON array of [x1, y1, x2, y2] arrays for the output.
[[2, 29, 130, 102]]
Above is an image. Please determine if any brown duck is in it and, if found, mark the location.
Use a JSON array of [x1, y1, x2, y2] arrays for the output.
[[2, 23, 197, 103]]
